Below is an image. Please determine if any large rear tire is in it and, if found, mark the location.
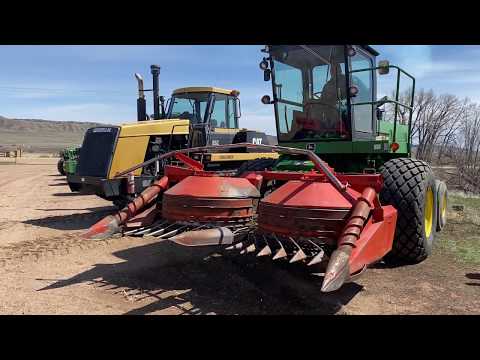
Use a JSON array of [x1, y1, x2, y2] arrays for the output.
[[57, 159, 65, 176], [435, 180, 448, 231], [379, 158, 438, 264], [235, 158, 277, 176]]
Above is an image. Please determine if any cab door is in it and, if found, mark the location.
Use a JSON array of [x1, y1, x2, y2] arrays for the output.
[[208, 94, 239, 146], [349, 48, 376, 141]]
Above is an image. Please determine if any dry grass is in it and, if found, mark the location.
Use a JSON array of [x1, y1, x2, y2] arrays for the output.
[[436, 193, 480, 265]]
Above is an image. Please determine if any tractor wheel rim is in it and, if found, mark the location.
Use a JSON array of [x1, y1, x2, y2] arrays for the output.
[[425, 187, 434, 238], [441, 192, 447, 220]]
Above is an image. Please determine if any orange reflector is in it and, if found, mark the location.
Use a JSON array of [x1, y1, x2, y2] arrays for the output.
[[390, 142, 400, 152]]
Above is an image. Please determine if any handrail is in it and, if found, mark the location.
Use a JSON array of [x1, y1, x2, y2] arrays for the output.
[[113, 143, 357, 204], [349, 64, 415, 153]]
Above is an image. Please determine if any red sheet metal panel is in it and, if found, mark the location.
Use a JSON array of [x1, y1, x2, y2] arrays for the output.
[[162, 176, 260, 223]]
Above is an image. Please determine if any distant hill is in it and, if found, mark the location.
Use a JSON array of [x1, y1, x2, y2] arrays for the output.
[[0, 116, 107, 153], [0, 116, 278, 154]]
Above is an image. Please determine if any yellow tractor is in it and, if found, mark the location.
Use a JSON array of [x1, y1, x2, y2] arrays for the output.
[[67, 65, 277, 207]]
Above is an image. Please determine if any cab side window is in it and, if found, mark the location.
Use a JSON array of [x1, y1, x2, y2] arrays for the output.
[[350, 52, 374, 133], [210, 95, 227, 128], [227, 97, 239, 129]]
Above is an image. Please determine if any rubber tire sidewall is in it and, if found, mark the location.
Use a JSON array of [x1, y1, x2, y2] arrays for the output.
[[57, 159, 66, 176], [235, 158, 278, 176], [380, 158, 438, 264], [436, 180, 448, 231]]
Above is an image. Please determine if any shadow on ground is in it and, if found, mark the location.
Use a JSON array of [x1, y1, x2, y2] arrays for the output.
[[36, 241, 363, 315], [52, 192, 86, 197], [48, 182, 69, 187], [35, 207, 115, 212], [23, 206, 115, 231]]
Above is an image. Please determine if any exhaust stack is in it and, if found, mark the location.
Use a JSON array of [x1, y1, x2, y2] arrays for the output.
[[135, 73, 147, 122], [150, 64, 161, 120]]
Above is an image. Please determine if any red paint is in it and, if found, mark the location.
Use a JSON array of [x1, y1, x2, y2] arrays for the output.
[[174, 152, 204, 170], [349, 205, 397, 274]]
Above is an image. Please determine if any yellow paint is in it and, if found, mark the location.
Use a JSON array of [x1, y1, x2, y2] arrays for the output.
[[424, 187, 434, 238], [210, 152, 279, 162], [108, 136, 149, 178], [441, 191, 447, 219], [106, 119, 190, 178], [119, 119, 189, 137], [173, 87, 237, 96]]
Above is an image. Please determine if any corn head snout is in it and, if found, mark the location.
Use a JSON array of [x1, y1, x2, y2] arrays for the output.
[[84, 143, 398, 292]]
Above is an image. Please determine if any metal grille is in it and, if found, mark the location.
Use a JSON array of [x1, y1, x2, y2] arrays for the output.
[[77, 127, 119, 177]]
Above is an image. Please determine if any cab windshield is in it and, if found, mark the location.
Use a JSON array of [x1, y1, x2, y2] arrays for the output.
[[270, 45, 349, 142], [167, 92, 209, 124]]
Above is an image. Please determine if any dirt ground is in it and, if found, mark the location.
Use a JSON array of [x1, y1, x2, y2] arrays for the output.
[[0, 158, 479, 315]]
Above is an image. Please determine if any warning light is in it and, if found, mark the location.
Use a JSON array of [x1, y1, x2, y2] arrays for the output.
[[390, 142, 400, 152]]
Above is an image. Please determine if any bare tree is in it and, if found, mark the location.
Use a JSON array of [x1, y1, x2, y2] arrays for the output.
[[384, 88, 465, 163]]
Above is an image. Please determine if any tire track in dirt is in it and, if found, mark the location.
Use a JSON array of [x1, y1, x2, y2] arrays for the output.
[[0, 232, 122, 269]]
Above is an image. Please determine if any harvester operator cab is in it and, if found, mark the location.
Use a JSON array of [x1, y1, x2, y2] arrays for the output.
[[260, 45, 415, 158], [261, 45, 382, 142]]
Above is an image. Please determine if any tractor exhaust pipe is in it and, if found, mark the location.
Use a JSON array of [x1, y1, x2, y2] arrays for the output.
[[150, 65, 161, 120], [135, 73, 147, 122]]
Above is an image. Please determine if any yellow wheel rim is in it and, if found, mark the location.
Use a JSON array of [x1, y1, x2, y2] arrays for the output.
[[441, 192, 447, 220], [425, 187, 434, 238]]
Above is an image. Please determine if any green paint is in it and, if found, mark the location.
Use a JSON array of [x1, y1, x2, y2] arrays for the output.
[[61, 146, 80, 175]]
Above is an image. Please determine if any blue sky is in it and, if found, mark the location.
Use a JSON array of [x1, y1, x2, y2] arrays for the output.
[[1, 45, 479, 135]]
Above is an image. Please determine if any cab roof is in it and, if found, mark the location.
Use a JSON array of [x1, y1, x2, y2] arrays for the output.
[[360, 45, 379, 57], [172, 86, 239, 96], [267, 45, 379, 57]]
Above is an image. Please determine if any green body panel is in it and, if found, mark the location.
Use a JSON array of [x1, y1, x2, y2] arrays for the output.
[[378, 121, 409, 155], [64, 159, 77, 175], [276, 120, 410, 173], [274, 158, 315, 172]]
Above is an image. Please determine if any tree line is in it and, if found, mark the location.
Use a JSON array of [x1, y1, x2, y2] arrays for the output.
[[385, 88, 480, 192]]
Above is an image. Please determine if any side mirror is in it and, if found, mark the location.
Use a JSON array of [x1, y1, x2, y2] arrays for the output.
[[259, 58, 269, 70], [261, 95, 272, 104], [235, 97, 242, 118], [264, 69, 271, 82], [378, 60, 390, 75], [376, 108, 385, 121]]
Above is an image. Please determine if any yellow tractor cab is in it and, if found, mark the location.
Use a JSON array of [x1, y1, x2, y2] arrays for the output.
[[168, 86, 277, 166], [67, 65, 277, 207]]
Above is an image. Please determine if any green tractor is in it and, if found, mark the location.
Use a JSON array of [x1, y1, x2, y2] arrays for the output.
[[57, 146, 80, 176], [257, 45, 448, 263]]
